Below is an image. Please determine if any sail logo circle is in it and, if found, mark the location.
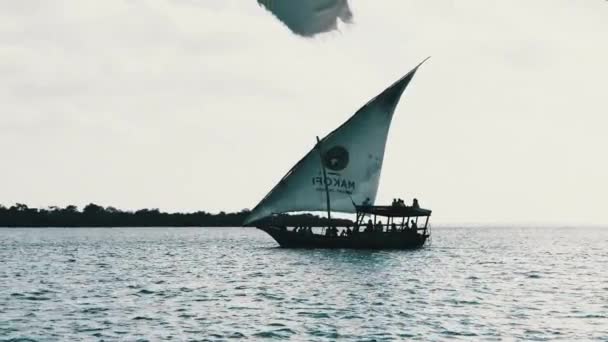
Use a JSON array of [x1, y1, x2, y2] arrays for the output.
[[323, 146, 349, 171]]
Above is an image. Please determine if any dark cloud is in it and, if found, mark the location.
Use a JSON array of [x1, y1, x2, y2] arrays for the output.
[[257, 0, 352, 37]]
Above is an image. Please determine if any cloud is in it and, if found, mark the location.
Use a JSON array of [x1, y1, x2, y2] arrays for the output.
[[257, 0, 352, 37]]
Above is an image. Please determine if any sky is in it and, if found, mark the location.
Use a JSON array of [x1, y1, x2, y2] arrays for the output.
[[1, 0, 607, 225]]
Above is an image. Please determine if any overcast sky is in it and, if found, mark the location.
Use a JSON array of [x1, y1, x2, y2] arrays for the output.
[[1, 0, 607, 224]]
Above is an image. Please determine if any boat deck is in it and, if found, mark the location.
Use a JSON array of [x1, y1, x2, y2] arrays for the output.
[[258, 226, 429, 249]]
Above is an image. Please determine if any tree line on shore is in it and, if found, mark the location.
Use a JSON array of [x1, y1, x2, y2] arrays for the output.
[[0, 203, 352, 227]]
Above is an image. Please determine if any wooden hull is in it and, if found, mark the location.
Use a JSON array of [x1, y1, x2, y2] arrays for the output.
[[257, 226, 428, 249]]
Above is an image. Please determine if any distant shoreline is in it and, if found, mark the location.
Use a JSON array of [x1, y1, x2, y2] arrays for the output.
[[0, 203, 351, 228]]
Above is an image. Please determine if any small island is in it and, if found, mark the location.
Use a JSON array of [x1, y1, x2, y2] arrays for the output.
[[0, 203, 352, 228]]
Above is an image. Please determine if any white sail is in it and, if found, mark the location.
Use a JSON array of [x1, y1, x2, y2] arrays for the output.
[[257, 0, 352, 37], [245, 60, 427, 225]]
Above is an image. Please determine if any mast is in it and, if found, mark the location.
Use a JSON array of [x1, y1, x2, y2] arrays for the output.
[[316, 136, 332, 226]]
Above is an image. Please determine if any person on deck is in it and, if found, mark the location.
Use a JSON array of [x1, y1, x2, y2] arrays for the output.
[[376, 220, 383, 233], [391, 222, 397, 232], [403, 219, 409, 231], [413, 198, 419, 208], [365, 219, 373, 233], [411, 220, 418, 231]]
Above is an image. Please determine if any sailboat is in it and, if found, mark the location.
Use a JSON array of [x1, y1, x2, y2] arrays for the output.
[[244, 59, 432, 249]]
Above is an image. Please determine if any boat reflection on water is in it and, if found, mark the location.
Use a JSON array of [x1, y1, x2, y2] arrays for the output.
[[257, 0, 352, 37]]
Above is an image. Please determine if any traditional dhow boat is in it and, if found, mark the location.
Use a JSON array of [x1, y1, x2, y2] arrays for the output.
[[244, 59, 432, 249]]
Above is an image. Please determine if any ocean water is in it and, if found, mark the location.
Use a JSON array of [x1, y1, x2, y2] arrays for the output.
[[0, 227, 606, 341]]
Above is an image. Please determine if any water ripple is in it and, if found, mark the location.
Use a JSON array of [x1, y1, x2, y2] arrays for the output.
[[1, 227, 607, 340]]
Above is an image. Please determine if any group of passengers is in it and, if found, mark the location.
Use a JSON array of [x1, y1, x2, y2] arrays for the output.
[[286, 197, 422, 237], [325, 226, 339, 237], [293, 226, 313, 235], [392, 198, 419, 209], [317, 218, 419, 238], [361, 219, 418, 233], [326, 225, 355, 237]]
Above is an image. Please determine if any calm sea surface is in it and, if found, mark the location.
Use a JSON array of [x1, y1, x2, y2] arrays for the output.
[[1, 227, 607, 341]]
